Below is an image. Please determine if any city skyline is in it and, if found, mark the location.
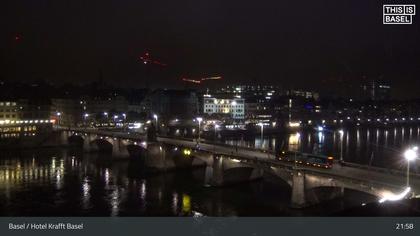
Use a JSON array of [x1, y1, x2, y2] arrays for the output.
[[1, 0, 420, 99], [1, 0, 420, 220]]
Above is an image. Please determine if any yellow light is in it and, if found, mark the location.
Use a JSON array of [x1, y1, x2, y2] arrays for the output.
[[182, 194, 191, 213], [183, 148, 191, 156], [289, 122, 300, 127]]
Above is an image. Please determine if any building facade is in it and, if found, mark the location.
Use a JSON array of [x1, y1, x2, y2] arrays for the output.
[[0, 101, 19, 120], [203, 97, 245, 120]]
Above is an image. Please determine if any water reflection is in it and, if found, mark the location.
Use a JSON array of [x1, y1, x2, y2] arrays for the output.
[[225, 125, 420, 171], [0, 126, 419, 216]]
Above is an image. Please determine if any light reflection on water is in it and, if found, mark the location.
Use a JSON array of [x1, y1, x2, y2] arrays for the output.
[[225, 125, 420, 171], [0, 148, 376, 216], [1, 126, 419, 216]]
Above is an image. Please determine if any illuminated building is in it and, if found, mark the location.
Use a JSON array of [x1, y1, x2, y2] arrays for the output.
[[0, 100, 54, 140], [0, 101, 19, 120], [203, 97, 244, 120]]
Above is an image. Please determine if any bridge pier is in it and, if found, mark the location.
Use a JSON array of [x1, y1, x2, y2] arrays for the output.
[[206, 155, 264, 187], [111, 138, 130, 159], [204, 165, 213, 187], [142, 143, 173, 171], [83, 134, 97, 152], [290, 170, 306, 208], [210, 155, 224, 186]]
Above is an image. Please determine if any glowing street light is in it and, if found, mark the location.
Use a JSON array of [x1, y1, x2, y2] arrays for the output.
[[196, 117, 203, 142], [214, 124, 220, 139], [404, 147, 418, 187], [339, 129, 344, 162], [294, 132, 301, 168], [257, 122, 264, 140], [56, 112, 61, 127], [153, 114, 158, 132]]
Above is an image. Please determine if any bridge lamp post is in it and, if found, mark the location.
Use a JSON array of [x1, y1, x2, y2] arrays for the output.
[[339, 129, 344, 162], [213, 124, 220, 152], [83, 113, 89, 126], [56, 112, 61, 128], [196, 117, 203, 143], [153, 114, 158, 132], [214, 124, 219, 140], [294, 132, 301, 168], [404, 147, 418, 187], [257, 122, 264, 141]]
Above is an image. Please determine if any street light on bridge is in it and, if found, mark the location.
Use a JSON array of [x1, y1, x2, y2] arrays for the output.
[[257, 122, 264, 141], [196, 117, 203, 143], [214, 124, 220, 140], [404, 147, 418, 187], [56, 112, 61, 128], [294, 132, 301, 168], [339, 129, 344, 162], [153, 114, 158, 127]]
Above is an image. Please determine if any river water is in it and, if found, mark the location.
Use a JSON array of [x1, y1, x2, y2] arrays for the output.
[[225, 125, 420, 172], [0, 125, 419, 216]]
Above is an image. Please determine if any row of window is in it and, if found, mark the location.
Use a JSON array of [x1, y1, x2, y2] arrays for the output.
[[204, 109, 244, 113], [204, 104, 244, 108], [0, 109, 17, 112], [0, 102, 17, 106], [0, 114, 17, 118], [0, 132, 36, 139], [0, 126, 37, 133]]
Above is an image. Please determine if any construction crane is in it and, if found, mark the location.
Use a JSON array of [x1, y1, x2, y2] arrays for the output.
[[138, 50, 223, 85], [139, 52, 167, 67], [181, 76, 222, 84]]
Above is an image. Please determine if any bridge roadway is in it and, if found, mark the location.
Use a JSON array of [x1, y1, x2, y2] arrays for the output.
[[62, 127, 420, 198]]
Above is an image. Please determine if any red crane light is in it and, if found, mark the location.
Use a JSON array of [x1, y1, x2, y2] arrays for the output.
[[139, 52, 167, 67]]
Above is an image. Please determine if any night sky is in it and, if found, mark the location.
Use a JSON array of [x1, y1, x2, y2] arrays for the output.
[[1, 0, 420, 98]]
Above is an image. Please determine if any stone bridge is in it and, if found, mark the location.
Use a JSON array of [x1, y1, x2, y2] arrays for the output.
[[54, 128, 420, 208]]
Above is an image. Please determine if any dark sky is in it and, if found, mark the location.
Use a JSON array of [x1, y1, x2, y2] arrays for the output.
[[1, 0, 420, 98]]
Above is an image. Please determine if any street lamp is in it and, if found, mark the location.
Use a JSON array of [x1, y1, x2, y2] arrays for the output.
[[257, 122, 264, 141], [214, 124, 220, 152], [83, 113, 89, 127], [339, 129, 344, 162], [294, 132, 301, 168], [153, 114, 158, 133], [196, 117, 203, 142], [404, 147, 418, 187], [56, 112, 61, 127], [214, 124, 219, 140]]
